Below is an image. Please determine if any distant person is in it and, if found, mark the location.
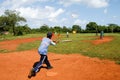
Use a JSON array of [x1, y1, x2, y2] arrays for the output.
[[28, 32, 58, 78], [66, 32, 69, 38], [100, 31, 104, 39]]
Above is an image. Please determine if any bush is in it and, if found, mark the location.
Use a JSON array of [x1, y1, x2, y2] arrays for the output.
[[16, 30, 23, 36]]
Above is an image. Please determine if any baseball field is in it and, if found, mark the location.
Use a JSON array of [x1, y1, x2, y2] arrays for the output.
[[0, 33, 120, 80]]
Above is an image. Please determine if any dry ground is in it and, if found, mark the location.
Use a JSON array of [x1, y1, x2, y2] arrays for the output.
[[0, 36, 120, 80]]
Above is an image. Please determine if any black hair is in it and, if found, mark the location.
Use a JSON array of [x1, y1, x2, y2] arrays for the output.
[[47, 32, 52, 39]]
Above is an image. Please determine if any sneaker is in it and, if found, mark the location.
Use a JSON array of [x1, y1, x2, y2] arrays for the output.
[[28, 68, 36, 79], [47, 66, 53, 69]]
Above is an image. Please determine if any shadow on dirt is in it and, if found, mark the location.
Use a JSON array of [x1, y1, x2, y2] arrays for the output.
[[32, 61, 47, 72]]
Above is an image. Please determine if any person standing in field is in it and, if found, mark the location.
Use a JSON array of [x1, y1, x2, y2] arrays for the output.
[[66, 32, 69, 38], [100, 31, 104, 39], [28, 32, 57, 78]]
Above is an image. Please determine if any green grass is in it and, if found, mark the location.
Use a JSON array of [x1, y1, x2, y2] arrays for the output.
[[0, 33, 45, 41], [1, 33, 120, 64], [0, 49, 9, 53], [50, 33, 120, 63], [17, 40, 40, 51]]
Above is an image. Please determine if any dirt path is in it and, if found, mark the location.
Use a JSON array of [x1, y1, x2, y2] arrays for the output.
[[0, 50, 120, 80], [92, 36, 113, 45], [83, 36, 113, 45], [0, 37, 42, 50], [0, 35, 58, 51]]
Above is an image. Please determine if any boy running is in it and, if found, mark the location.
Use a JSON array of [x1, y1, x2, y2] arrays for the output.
[[28, 32, 57, 78]]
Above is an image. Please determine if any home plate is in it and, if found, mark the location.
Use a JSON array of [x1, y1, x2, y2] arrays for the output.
[[46, 71, 58, 76]]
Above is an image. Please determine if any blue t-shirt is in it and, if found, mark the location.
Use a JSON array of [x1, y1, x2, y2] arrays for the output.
[[38, 37, 56, 55]]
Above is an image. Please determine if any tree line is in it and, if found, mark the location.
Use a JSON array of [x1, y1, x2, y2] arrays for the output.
[[0, 10, 120, 36]]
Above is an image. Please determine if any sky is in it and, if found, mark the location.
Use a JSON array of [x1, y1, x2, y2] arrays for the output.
[[0, 0, 120, 29]]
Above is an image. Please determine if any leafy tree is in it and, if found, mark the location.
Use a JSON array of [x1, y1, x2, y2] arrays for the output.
[[54, 26, 62, 33], [108, 24, 118, 33], [15, 26, 23, 36], [40, 24, 49, 33], [62, 26, 70, 33], [114, 26, 120, 32], [3, 10, 26, 35], [22, 24, 31, 34], [98, 25, 106, 32], [13, 24, 31, 36], [72, 25, 81, 33], [86, 22, 98, 36], [0, 16, 4, 32], [0, 16, 9, 32], [48, 27, 53, 32], [31, 28, 40, 33]]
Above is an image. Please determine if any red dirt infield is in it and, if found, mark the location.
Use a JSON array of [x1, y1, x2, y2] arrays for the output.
[[92, 36, 113, 45], [83, 36, 113, 45], [0, 36, 120, 80], [0, 50, 120, 80], [0, 37, 42, 50]]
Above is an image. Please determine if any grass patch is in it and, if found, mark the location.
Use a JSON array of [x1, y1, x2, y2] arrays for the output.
[[0, 49, 9, 53], [0, 33, 45, 41], [49, 33, 120, 63], [49, 33, 97, 54], [1, 33, 120, 64], [17, 40, 40, 51], [115, 61, 120, 64]]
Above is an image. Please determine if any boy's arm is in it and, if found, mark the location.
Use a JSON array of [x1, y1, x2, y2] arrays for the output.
[[53, 40, 59, 43], [51, 40, 56, 45]]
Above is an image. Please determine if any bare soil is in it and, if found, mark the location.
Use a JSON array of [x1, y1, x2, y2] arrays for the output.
[[0, 36, 120, 80], [92, 36, 113, 45], [83, 36, 113, 45], [0, 37, 42, 50]]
